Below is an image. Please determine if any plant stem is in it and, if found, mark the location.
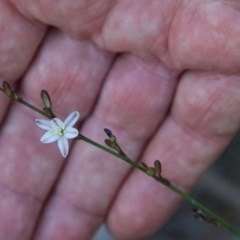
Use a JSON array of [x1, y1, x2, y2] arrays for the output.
[[1, 83, 240, 238], [77, 133, 240, 238], [0, 86, 47, 117]]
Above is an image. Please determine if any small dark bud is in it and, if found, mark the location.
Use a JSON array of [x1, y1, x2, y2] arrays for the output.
[[41, 90, 52, 109], [154, 160, 162, 177], [2, 81, 13, 97], [104, 128, 127, 157], [192, 208, 219, 226], [105, 139, 117, 149], [193, 208, 211, 223], [104, 128, 112, 138], [104, 128, 116, 143]]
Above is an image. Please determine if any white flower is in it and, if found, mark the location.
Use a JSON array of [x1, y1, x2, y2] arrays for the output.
[[35, 111, 80, 158]]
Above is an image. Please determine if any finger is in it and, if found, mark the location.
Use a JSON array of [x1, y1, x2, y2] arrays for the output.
[[21, 28, 113, 117], [33, 55, 179, 239], [0, 1, 46, 121], [10, 0, 115, 38], [106, 72, 240, 239], [0, 29, 113, 240], [98, 0, 240, 72], [11, 0, 240, 72]]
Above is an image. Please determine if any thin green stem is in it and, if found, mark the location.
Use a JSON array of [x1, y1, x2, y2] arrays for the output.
[[163, 181, 240, 237], [77, 134, 145, 171], [17, 97, 48, 117], [78, 133, 240, 238], [0, 86, 47, 117]]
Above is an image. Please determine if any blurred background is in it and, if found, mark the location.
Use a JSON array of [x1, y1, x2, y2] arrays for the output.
[[93, 131, 240, 240]]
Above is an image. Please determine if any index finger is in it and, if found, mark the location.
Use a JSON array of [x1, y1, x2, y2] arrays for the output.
[[0, 1, 45, 120]]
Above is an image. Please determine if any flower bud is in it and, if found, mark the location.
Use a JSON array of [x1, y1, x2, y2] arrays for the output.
[[41, 90, 52, 109], [2, 81, 13, 97]]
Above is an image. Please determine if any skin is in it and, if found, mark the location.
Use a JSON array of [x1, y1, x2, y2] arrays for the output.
[[0, 0, 240, 239]]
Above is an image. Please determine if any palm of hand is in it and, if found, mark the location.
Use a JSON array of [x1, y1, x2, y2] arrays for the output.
[[0, 1, 240, 239]]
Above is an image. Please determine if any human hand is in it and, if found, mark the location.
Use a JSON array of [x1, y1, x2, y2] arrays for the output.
[[1, 1, 240, 239]]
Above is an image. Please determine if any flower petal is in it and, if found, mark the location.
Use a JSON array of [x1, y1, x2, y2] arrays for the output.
[[64, 111, 80, 127], [57, 137, 69, 158], [35, 119, 52, 130], [51, 118, 64, 129], [64, 127, 79, 139], [40, 131, 59, 143]]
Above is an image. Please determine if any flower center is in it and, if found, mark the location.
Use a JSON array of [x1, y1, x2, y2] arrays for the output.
[[53, 127, 65, 136]]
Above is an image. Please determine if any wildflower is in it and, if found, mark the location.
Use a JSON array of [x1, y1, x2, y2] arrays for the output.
[[35, 111, 80, 158]]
